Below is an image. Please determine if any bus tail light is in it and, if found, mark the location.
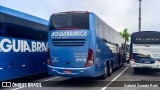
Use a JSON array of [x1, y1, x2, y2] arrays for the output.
[[84, 49, 94, 67], [129, 53, 133, 59], [47, 48, 53, 66], [130, 53, 135, 62]]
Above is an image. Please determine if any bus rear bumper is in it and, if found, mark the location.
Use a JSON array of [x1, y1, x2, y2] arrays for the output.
[[130, 61, 160, 69], [48, 65, 95, 77]]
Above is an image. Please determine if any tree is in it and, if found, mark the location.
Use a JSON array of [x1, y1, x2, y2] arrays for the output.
[[119, 28, 130, 44], [119, 28, 130, 63]]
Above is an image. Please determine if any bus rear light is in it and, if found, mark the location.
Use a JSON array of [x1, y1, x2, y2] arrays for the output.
[[84, 49, 94, 67], [47, 48, 53, 66], [129, 53, 133, 59], [47, 59, 53, 66], [130, 53, 135, 62]]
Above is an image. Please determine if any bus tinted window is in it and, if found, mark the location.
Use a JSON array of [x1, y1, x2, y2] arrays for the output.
[[0, 23, 2, 36], [0, 14, 5, 23], [5, 23, 47, 41], [49, 13, 89, 30], [5, 14, 48, 32], [3, 14, 47, 41], [132, 31, 160, 44], [0, 14, 5, 36]]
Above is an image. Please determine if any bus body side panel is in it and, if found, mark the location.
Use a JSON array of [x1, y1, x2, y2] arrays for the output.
[[0, 37, 48, 81], [93, 15, 108, 77], [95, 36, 108, 76], [94, 14, 124, 76], [0, 6, 48, 81], [90, 13, 106, 77]]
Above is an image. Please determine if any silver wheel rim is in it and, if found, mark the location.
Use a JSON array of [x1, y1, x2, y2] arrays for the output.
[[110, 64, 112, 74], [105, 66, 107, 75]]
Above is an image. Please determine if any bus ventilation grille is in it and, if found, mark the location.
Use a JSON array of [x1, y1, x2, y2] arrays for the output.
[[52, 39, 85, 46]]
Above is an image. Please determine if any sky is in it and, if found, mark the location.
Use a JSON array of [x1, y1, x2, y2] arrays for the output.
[[1, 0, 160, 34]]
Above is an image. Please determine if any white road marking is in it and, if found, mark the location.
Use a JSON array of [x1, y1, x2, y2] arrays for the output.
[[11, 76, 60, 90], [101, 66, 129, 90], [11, 87, 24, 90], [42, 76, 60, 82], [11, 67, 128, 90]]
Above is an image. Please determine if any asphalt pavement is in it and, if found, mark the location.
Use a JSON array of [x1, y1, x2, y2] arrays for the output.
[[1, 64, 160, 90]]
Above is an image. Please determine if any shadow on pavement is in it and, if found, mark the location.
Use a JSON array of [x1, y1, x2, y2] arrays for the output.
[[42, 77, 110, 87], [133, 68, 160, 76]]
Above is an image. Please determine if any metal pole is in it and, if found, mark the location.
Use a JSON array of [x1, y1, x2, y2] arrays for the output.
[[138, 0, 142, 32]]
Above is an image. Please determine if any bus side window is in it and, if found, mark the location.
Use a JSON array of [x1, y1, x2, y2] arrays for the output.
[[5, 24, 47, 41], [0, 23, 2, 36], [33, 23, 48, 41], [115, 44, 119, 53], [5, 14, 47, 41], [0, 14, 5, 36]]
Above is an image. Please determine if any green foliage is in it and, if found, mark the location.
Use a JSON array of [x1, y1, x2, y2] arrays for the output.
[[119, 28, 130, 43]]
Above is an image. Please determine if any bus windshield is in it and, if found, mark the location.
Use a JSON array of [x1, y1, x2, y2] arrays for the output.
[[132, 31, 160, 44], [49, 13, 89, 30]]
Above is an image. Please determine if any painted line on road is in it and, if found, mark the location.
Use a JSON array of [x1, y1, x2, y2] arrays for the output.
[[42, 76, 60, 82], [11, 87, 24, 90], [101, 66, 129, 90], [11, 76, 60, 90]]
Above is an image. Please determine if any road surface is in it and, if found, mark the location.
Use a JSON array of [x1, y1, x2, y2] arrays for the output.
[[1, 65, 160, 90]]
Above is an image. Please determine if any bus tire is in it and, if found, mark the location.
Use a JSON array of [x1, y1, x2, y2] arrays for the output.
[[107, 62, 112, 76], [134, 68, 140, 72], [99, 63, 108, 79]]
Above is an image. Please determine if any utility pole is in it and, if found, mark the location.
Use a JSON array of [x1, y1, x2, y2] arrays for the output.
[[138, 0, 142, 32]]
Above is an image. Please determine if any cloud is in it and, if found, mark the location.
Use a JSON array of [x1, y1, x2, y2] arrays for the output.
[[1, 0, 160, 33]]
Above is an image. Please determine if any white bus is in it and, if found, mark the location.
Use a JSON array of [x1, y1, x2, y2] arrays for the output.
[[130, 31, 160, 71]]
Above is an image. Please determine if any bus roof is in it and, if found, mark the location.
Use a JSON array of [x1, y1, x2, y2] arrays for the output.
[[132, 31, 160, 36], [0, 5, 48, 25], [52, 11, 89, 15], [132, 31, 160, 44]]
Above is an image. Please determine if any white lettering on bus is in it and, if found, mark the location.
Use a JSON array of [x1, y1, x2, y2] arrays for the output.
[[13, 40, 20, 52], [51, 31, 87, 37], [32, 41, 37, 52], [0, 38, 47, 52], [136, 38, 159, 41]]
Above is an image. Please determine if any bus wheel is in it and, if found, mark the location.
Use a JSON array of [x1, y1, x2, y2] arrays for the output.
[[99, 64, 108, 79], [108, 62, 112, 76], [134, 68, 140, 72]]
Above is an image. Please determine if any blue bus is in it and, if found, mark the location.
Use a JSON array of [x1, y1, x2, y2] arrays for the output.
[[130, 31, 160, 71], [0, 6, 48, 81], [48, 11, 125, 79]]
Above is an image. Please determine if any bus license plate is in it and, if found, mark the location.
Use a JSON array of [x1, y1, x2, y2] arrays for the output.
[[144, 61, 150, 64], [64, 70, 71, 74]]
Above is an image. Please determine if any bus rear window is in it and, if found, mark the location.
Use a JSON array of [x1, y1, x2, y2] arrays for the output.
[[49, 13, 89, 30], [132, 31, 160, 44]]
